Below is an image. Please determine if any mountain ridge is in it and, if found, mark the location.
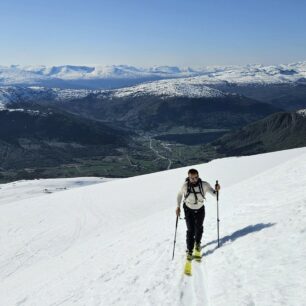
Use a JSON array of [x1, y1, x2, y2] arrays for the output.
[[211, 109, 306, 156], [1, 61, 305, 89]]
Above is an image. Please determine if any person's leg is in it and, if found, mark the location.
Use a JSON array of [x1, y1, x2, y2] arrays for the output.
[[194, 205, 205, 245], [183, 204, 195, 253]]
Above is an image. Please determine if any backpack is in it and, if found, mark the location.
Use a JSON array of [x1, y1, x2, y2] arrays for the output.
[[184, 177, 205, 204]]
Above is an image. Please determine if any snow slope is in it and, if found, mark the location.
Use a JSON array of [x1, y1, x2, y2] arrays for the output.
[[0, 147, 305, 305], [0, 177, 115, 206]]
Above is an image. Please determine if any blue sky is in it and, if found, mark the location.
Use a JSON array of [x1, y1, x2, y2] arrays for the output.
[[0, 0, 305, 67]]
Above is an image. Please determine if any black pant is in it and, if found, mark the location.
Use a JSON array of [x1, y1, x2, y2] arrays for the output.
[[183, 203, 205, 253]]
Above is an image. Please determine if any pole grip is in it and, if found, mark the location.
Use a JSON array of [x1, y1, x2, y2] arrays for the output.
[[215, 180, 219, 201]]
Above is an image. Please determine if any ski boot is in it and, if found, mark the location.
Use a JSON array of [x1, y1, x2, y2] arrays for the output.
[[193, 242, 202, 262]]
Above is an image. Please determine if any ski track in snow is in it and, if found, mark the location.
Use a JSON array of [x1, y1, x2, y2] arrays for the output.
[[178, 257, 209, 306]]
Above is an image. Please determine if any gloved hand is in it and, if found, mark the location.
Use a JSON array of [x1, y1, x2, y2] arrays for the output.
[[215, 183, 221, 192], [176, 207, 180, 217]]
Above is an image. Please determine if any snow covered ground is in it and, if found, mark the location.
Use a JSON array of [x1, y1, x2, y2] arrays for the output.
[[0, 177, 115, 206], [0, 147, 305, 306]]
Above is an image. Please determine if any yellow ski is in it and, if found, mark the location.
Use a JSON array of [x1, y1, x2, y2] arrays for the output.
[[184, 259, 192, 276]]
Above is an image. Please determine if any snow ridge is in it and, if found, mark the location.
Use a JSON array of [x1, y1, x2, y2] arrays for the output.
[[0, 80, 225, 105], [111, 77, 225, 98]]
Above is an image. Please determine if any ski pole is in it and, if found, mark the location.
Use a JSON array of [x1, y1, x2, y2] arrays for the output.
[[215, 180, 220, 248], [172, 214, 179, 260]]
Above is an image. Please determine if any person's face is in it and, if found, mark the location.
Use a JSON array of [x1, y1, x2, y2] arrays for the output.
[[188, 174, 199, 185]]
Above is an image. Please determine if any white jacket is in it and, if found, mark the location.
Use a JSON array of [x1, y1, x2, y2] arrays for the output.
[[177, 179, 216, 210]]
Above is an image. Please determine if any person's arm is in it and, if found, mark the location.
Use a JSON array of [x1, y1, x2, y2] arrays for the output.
[[177, 183, 186, 208], [176, 183, 186, 216], [203, 181, 219, 196]]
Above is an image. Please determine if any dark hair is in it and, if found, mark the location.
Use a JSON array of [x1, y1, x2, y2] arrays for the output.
[[188, 168, 199, 175]]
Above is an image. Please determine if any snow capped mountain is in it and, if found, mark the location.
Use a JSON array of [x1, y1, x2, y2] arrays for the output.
[[0, 86, 101, 107], [1, 61, 306, 107], [194, 61, 306, 85], [0, 61, 305, 89], [0, 79, 226, 107], [0, 64, 199, 88], [110, 77, 226, 98], [0, 147, 305, 305]]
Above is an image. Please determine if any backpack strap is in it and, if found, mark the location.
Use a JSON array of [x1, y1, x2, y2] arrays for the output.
[[191, 184, 198, 203], [198, 178, 205, 198], [184, 177, 191, 200], [184, 177, 204, 204]]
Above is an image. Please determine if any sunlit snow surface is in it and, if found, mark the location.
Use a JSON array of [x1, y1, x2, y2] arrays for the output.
[[0, 177, 115, 206], [0, 148, 306, 305]]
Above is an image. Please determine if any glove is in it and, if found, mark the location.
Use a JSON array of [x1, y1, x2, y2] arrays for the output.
[[176, 207, 180, 217]]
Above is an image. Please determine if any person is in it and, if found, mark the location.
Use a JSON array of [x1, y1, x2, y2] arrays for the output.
[[176, 168, 220, 261]]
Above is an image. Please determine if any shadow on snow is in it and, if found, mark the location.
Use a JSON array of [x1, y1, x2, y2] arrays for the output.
[[202, 222, 276, 257]]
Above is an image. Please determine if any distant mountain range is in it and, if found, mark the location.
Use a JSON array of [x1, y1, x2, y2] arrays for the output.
[[0, 82, 281, 134], [0, 61, 305, 89]]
